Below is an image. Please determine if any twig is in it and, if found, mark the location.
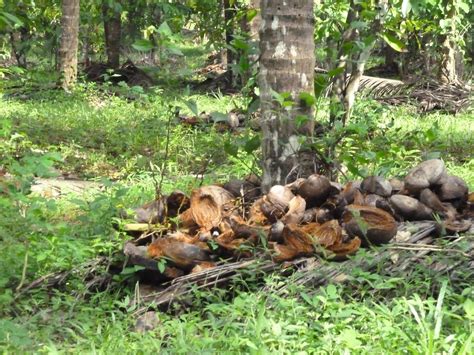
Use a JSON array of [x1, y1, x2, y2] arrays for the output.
[[15, 243, 29, 292]]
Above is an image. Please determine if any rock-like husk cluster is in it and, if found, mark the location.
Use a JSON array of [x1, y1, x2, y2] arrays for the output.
[[123, 159, 472, 279]]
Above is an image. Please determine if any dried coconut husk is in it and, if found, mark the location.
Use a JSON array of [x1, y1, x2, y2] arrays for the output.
[[389, 194, 433, 220], [271, 224, 315, 262], [298, 174, 332, 207], [300, 220, 342, 247], [361, 176, 392, 197], [301, 207, 333, 224], [135, 198, 166, 224], [190, 185, 235, 231], [419, 188, 447, 214], [223, 179, 260, 202], [404, 159, 447, 194], [248, 197, 268, 225], [436, 175, 468, 202], [281, 195, 306, 225], [342, 205, 397, 245], [190, 261, 216, 274], [178, 208, 199, 231], [389, 178, 404, 193], [285, 178, 306, 194], [261, 185, 295, 222], [326, 237, 361, 260], [215, 230, 255, 258], [321, 195, 347, 219], [442, 219, 472, 235], [166, 190, 190, 217], [147, 238, 211, 270]]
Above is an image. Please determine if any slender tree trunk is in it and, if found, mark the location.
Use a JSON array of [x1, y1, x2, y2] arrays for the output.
[[102, 1, 121, 69], [223, 0, 236, 68], [439, 0, 458, 84], [58, 0, 80, 90], [9, 29, 28, 68], [330, 0, 387, 125], [259, 0, 315, 192]]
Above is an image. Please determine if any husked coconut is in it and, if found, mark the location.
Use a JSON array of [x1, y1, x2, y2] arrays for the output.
[[298, 174, 331, 207], [342, 205, 397, 245], [389, 195, 433, 220], [361, 176, 392, 197], [223, 179, 260, 201]]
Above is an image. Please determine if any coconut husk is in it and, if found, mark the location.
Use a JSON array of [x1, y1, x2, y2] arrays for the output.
[[248, 198, 268, 225], [343, 205, 397, 245], [326, 237, 362, 259], [147, 238, 211, 270], [390, 194, 434, 220], [361, 176, 392, 197], [404, 159, 447, 194], [301, 220, 342, 247], [190, 185, 235, 231], [135, 198, 166, 224], [298, 174, 332, 207], [419, 188, 447, 214], [281, 195, 306, 225], [436, 175, 468, 201], [166, 190, 190, 217]]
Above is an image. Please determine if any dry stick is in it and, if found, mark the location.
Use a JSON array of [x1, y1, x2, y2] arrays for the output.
[[15, 242, 29, 292]]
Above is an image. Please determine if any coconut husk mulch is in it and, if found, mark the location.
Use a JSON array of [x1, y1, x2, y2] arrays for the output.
[[118, 158, 473, 310], [17, 159, 473, 313]]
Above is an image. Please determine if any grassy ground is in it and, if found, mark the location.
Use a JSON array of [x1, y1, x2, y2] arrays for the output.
[[0, 63, 473, 353]]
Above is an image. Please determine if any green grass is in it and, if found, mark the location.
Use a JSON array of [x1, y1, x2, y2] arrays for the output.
[[1, 66, 473, 353]]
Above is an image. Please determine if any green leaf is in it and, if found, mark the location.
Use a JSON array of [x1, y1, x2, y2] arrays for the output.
[[328, 67, 344, 77], [184, 100, 199, 116], [157, 21, 172, 36], [210, 111, 228, 123], [299, 92, 316, 107], [132, 39, 154, 52], [381, 33, 407, 53], [224, 140, 239, 157], [157, 259, 167, 273], [246, 8, 258, 22], [243, 135, 261, 154], [401, 0, 412, 17]]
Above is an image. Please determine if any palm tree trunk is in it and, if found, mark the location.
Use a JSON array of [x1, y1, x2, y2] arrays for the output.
[[58, 0, 80, 90], [259, 0, 315, 192]]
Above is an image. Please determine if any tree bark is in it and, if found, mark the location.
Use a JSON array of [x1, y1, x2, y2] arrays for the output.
[[102, 1, 121, 69], [223, 0, 236, 68], [259, 0, 315, 192], [439, 0, 458, 84], [58, 0, 80, 90]]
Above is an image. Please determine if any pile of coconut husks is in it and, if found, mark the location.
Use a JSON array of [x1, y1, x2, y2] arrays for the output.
[[122, 159, 473, 281]]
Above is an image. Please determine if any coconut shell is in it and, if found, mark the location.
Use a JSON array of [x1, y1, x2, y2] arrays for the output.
[[389, 195, 433, 220], [364, 194, 384, 207], [436, 175, 468, 201], [443, 219, 472, 235], [342, 205, 397, 245], [298, 174, 331, 207], [361, 176, 392, 197], [267, 185, 295, 211]]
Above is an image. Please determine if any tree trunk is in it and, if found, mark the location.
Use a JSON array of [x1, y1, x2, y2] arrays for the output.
[[223, 0, 236, 68], [439, 0, 458, 84], [58, 0, 80, 91], [330, 0, 387, 125], [102, 1, 121, 69], [259, 0, 315, 192], [9, 28, 29, 68]]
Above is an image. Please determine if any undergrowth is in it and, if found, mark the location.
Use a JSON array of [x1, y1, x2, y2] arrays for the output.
[[0, 68, 473, 353]]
